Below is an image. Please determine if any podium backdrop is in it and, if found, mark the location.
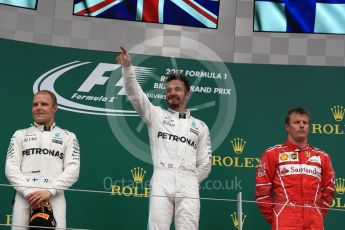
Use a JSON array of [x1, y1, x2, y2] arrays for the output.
[[0, 38, 344, 229]]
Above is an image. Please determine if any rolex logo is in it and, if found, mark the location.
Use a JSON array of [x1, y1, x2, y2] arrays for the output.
[[131, 167, 146, 183], [231, 138, 246, 154], [231, 212, 246, 229], [336, 178, 345, 195], [331, 105, 345, 122]]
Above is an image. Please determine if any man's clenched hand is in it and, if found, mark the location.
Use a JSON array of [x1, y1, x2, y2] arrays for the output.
[[26, 190, 52, 210]]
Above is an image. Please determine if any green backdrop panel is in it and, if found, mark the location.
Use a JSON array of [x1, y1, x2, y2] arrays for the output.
[[0, 38, 344, 229]]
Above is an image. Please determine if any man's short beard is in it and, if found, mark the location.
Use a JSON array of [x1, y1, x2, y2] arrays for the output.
[[168, 103, 179, 109], [167, 98, 180, 109]]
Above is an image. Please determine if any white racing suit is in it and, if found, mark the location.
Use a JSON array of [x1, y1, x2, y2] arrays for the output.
[[123, 66, 212, 230], [5, 123, 80, 229]]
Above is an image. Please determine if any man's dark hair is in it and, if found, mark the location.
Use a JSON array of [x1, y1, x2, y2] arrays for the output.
[[166, 72, 190, 92], [35, 90, 57, 106], [285, 107, 310, 124]]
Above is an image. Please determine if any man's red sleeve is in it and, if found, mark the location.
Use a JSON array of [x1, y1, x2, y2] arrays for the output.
[[255, 149, 275, 224]]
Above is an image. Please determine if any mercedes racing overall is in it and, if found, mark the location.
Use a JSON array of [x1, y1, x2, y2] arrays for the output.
[[5, 123, 80, 229], [123, 66, 212, 230]]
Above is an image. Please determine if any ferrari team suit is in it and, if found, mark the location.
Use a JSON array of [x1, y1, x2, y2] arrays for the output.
[[123, 66, 212, 230], [5, 123, 80, 229], [255, 140, 335, 230]]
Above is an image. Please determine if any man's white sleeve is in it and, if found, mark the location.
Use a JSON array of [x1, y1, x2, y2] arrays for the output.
[[5, 130, 35, 197], [122, 66, 156, 126], [196, 123, 212, 183]]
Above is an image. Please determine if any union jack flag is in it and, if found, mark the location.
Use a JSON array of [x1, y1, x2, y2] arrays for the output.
[[73, 0, 220, 29]]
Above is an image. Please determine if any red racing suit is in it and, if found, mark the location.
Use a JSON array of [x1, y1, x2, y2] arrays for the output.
[[255, 140, 335, 230]]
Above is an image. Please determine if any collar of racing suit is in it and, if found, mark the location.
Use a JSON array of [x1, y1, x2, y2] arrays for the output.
[[34, 122, 56, 132], [284, 140, 311, 152], [167, 108, 191, 119]]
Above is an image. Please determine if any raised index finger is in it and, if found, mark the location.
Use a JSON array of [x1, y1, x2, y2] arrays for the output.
[[120, 47, 127, 55]]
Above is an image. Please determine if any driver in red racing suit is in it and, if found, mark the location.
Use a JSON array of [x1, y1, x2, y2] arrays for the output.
[[255, 108, 335, 230]]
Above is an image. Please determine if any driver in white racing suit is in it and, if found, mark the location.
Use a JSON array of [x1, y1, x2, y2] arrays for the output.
[[117, 47, 212, 230], [5, 90, 80, 229]]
